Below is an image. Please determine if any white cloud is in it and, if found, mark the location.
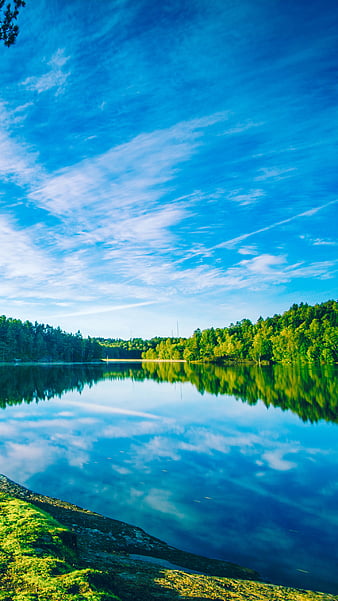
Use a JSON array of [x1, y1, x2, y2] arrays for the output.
[[0, 100, 336, 322], [111, 465, 131, 475], [53, 300, 160, 318], [143, 487, 185, 519], [136, 252, 336, 296], [101, 245, 337, 297], [219, 254, 336, 290], [255, 166, 296, 181], [0, 423, 16, 437], [29, 115, 224, 223], [284, 261, 336, 280], [0, 441, 54, 481], [106, 204, 187, 247], [262, 449, 297, 471], [0, 217, 100, 303], [0, 103, 41, 185], [312, 238, 338, 246], [5, 114, 229, 304], [102, 418, 181, 440], [227, 188, 265, 206], [178, 429, 260, 455], [22, 49, 71, 95], [238, 246, 258, 255], [132, 436, 181, 462], [0, 215, 52, 281], [222, 120, 264, 135], [239, 254, 286, 275]]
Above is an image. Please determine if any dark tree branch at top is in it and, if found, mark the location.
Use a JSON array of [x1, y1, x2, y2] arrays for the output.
[[0, 0, 26, 47]]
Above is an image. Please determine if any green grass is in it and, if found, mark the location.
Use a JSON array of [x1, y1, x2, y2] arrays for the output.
[[0, 493, 119, 601]]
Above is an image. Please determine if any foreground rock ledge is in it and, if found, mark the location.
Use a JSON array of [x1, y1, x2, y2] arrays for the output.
[[0, 474, 336, 601]]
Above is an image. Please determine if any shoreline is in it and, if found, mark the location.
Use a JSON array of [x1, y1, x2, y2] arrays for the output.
[[0, 474, 257, 581], [0, 475, 337, 600], [101, 358, 186, 362]]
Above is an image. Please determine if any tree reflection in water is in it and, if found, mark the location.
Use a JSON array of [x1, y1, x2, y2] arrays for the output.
[[1, 362, 337, 424]]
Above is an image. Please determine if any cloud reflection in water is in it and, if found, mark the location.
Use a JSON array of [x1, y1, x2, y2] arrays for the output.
[[0, 363, 337, 593]]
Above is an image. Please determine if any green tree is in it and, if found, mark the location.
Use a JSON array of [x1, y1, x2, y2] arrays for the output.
[[250, 331, 272, 363], [272, 327, 298, 362], [183, 334, 200, 361], [115, 300, 338, 366], [0, 0, 25, 46], [321, 322, 338, 363]]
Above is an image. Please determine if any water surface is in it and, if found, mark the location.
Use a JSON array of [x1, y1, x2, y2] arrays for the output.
[[0, 362, 337, 593]]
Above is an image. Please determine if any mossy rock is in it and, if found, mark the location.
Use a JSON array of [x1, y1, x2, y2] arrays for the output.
[[0, 493, 119, 601], [1, 477, 338, 601]]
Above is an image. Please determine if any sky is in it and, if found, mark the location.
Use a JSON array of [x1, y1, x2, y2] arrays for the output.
[[0, 0, 337, 338]]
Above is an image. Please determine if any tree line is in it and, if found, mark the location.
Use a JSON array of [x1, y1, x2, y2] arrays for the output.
[[1, 300, 336, 364], [0, 315, 102, 362], [95, 336, 169, 359], [141, 300, 338, 364]]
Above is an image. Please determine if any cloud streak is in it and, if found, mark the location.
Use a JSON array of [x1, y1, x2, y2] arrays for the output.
[[54, 300, 161, 318], [216, 200, 338, 249]]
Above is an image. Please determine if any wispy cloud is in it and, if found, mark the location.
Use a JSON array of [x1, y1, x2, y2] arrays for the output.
[[0, 111, 231, 310], [216, 200, 338, 249], [30, 113, 226, 223], [227, 188, 265, 206], [21, 49, 71, 95], [300, 234, 338, 247], [0, 0, 337, 336], [255, 166, 296, 181], [104, 204, 188, 248], [0, 215, 51, 281], [222, 120, 265, 135], [313, 238, 338, 246], [237, 246, 258, 255], [0, 215, 97, 305], [53, 300, 161, 318], [219, 254, 336, 290], [0, 104, 41, 186]]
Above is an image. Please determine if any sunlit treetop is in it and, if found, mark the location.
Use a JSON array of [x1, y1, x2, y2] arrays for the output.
[[0, 0, 25, 47]]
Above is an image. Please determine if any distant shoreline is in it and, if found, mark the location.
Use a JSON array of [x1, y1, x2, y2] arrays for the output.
[[101, 358, 186, 363]]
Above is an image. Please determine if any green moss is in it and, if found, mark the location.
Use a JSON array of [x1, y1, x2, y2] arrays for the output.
[[0, 493, 119, 601], [154, 570, 338, 600], [1, 489, 338, 601]]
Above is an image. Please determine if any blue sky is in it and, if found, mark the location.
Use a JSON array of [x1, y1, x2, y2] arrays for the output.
[[0, 0, 337, 338]]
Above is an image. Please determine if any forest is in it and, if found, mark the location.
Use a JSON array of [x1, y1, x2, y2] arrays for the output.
[[141, 300, 338, 364], [0, 316, 102, 362], [0, 300, 337, 364], [95, 335, 168, 359]]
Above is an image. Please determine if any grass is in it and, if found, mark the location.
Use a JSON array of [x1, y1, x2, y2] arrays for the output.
[[0, 493, 119, 601]]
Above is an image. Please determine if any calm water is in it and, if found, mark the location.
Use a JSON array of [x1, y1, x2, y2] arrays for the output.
[[0, 362, 337, 593]]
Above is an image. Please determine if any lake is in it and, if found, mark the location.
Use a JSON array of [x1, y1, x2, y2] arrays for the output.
[[0, 362, 337, 594]]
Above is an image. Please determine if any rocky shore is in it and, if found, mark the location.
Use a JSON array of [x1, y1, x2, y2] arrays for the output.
[[1, 474, 337, 601]]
